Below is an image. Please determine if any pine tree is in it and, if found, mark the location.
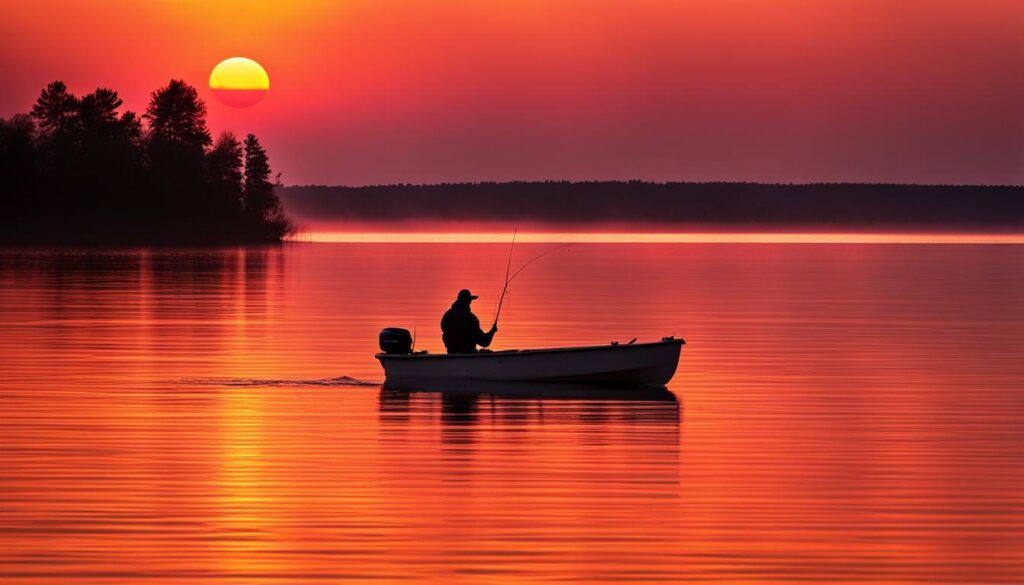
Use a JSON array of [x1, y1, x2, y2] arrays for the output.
[[144, 80, 212, 228], [78, 88, 122, 132], [243, 133, 274, 218], [206, 132, 245, 219], [30, 81, 79, 137], [243, 133, 292, 240], [144, 79, 211, 148]]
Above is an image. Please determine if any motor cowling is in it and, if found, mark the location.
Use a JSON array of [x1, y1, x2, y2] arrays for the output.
[[379, 327, 413, 354]]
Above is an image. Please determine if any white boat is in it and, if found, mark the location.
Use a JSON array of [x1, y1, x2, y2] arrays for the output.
[[376, 337, 684, 387]]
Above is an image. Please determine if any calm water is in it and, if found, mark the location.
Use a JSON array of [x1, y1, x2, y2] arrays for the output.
[[1, 243, 1023, 584]]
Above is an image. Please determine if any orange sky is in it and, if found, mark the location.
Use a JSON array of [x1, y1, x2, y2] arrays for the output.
[[1, 0, 1022, 186]]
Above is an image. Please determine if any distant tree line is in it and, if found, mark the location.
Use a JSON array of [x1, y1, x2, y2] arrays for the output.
[[280, 181, 1024, 227], [0, 80, 292, 243]]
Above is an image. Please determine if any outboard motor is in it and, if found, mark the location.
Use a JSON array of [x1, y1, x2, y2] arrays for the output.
[[379, 327, 413, 354]]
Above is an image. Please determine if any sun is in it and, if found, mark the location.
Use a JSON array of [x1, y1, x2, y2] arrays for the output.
[[209, 57, 269, 108]]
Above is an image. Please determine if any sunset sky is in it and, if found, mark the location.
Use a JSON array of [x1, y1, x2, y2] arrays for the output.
[[1, 0, 1021, 186]]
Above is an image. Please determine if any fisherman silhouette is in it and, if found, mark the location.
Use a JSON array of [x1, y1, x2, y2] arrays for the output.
[[441, 289, 497, 354]]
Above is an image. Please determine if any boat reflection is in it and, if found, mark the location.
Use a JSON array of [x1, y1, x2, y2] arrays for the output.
[[381, 378, 679, 402], [379, 380, 682, 446]]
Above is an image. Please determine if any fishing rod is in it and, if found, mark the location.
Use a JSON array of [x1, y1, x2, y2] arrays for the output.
[[493, 228, 517, 326]]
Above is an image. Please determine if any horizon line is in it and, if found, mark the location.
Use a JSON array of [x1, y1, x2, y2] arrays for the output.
[[281, 180, 1024, 189], [293, 232, 1024, 244]]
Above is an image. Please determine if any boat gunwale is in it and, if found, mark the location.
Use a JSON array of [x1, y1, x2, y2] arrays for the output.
[[375, 338, 684, 361]]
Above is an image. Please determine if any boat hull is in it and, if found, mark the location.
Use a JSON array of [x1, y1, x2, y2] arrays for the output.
[[376, 339, 683, 387]]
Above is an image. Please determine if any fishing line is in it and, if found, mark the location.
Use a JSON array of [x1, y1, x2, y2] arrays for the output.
[[493, 241, 573, 325], [505, 243, 572, 286]]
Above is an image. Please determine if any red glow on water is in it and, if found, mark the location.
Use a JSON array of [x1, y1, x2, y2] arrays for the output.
[[1, 244, 1023, 583]]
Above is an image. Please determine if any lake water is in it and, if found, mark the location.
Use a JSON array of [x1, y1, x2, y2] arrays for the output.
[[1, 242, 1022, 584]]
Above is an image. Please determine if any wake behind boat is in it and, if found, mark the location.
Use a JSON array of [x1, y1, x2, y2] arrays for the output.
[[376, 336, 684, 387]]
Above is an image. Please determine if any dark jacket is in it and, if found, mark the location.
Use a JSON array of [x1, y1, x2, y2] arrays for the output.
[[441, 301, 495, 354]]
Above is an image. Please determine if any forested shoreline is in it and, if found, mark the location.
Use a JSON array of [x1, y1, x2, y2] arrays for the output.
[[5, 79, 1021, 241], [280, 182, 1024, 228], [0, 80, 292, 244]]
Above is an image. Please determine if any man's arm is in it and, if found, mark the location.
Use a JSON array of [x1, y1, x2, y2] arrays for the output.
[[477, 321, 497, 348]]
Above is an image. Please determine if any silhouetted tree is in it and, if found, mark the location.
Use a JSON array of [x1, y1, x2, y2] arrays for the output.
[[78, 88, 122, 130], [144, 79, 211, 148], [0, 114, 37, 179], [243, 133, 292, 239], [74, 89, 144, 224], [30, 81, 79, 137], [206, 132, 245, 220], [116, 111, 144, 148], [144, 79, 213, 229], [28, 81, 86, 221], [0, 114, 39, 233], [243, 133, 272, 206]]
